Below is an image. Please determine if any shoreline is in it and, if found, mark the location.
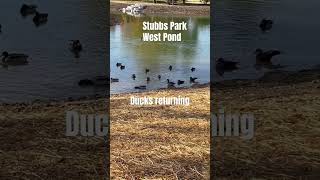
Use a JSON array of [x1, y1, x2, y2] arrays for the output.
[[1, 67, 319, 105], [110, 1, 210, 17]]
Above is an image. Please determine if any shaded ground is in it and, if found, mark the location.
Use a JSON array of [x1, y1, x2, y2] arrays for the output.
[[211, 68, 320, 179], [0, 99, 108, 179]]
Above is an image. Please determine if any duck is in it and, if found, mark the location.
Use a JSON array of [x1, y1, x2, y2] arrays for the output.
[[190, 77, 198, 83], [78, 79, 94, 86], [78, 76, 111, 87], [135, 85, 146, 90], [145, 68, 150, 74], [167, 79, 175, 86], [1, 51, 29, 65], [169, 65, 172, 71], [191, 67, 196, 72], [20, 4, 37, 16], [146, 77, 150, 82], [120, 65, 125, 70], [158, 75, 161, 80], [216, 58, 239, 71], [116, 62, 122, 67], [132, 74, 136, 79], [110, 78, 119, 83], [69, 40, 82, 52], [255, 48, 281, 62], [177, 80, 185, 85], [259, 19, 273, 31], [33, 11, 48, 25]]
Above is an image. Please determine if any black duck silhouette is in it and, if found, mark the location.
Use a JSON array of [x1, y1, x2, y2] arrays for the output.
[[177, 80, 185, 85], [190, 77, 198, 83], [255, 48, 281, 62], [135, 85, 146, 90], [167, 79, 175, 86], [20, 4, 37, 16], [215, 58, 239, 76], [1, 51, 29, 66], [33, 11, 48, 26], [259, 19, 273, 31]]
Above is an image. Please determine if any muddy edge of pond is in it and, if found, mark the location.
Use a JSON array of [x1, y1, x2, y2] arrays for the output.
[[110, 1, 210, 25]]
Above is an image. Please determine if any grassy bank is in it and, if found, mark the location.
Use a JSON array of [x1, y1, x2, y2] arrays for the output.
[[211, 69, 320, 179], [111, 0, 210, 16], [1, 68, 319, 179]]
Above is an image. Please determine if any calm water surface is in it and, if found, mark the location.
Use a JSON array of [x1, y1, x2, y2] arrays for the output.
[[111, 14, 210, 94], [213, 0, 320, 81], [0, 0, 107, 102]]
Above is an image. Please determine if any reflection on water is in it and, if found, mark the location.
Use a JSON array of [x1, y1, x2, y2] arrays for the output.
[[0, 0, 107, 103], [213, 0, 320, 81], [111, 14, 210, 94]]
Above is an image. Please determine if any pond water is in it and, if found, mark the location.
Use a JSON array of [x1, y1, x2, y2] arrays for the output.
[[213, 0, 320, 81], [110, 14, 210, 94], [0, 0, 107, 103]]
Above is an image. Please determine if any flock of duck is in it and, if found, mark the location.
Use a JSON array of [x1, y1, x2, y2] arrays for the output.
[[215, 18, 281, 76], [78, 63, 198, 90], [1, 4, 83, 67]]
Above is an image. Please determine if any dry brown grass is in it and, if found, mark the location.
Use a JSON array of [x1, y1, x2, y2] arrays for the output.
[[1, 70, 319, 179], [110, 87, 210, 179], [0, 100, 108, 179], [212, 79, 320, 179], [0, 87, 210, 179]]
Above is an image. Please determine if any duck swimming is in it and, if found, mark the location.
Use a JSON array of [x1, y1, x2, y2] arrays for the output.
[[169, 65, 172, 71], [255, 48, 281, 62], [20, 4, 37, 16], [177, 80, 185, 85], [33, 11, 48, 25], [191, 67, 196, 72], [78, 76, 111, 87], [110, 78, 119, 83], [190, 77, 198, 83], [78, 79, 94, 86], [132, 74, 136, 79], [145, 68, 150, 74], [135, 85, 146, 90], [167, 79, 175, 86], [1, 51, 29, 65], [120, 65, 125, 70], [158, 75, 161, 80], [146, 77, 150, 82], [259, 19, 273, 31], [116, 62, 122, 67], [216, 58, 239, 71], [69, 40, 82, 52]]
